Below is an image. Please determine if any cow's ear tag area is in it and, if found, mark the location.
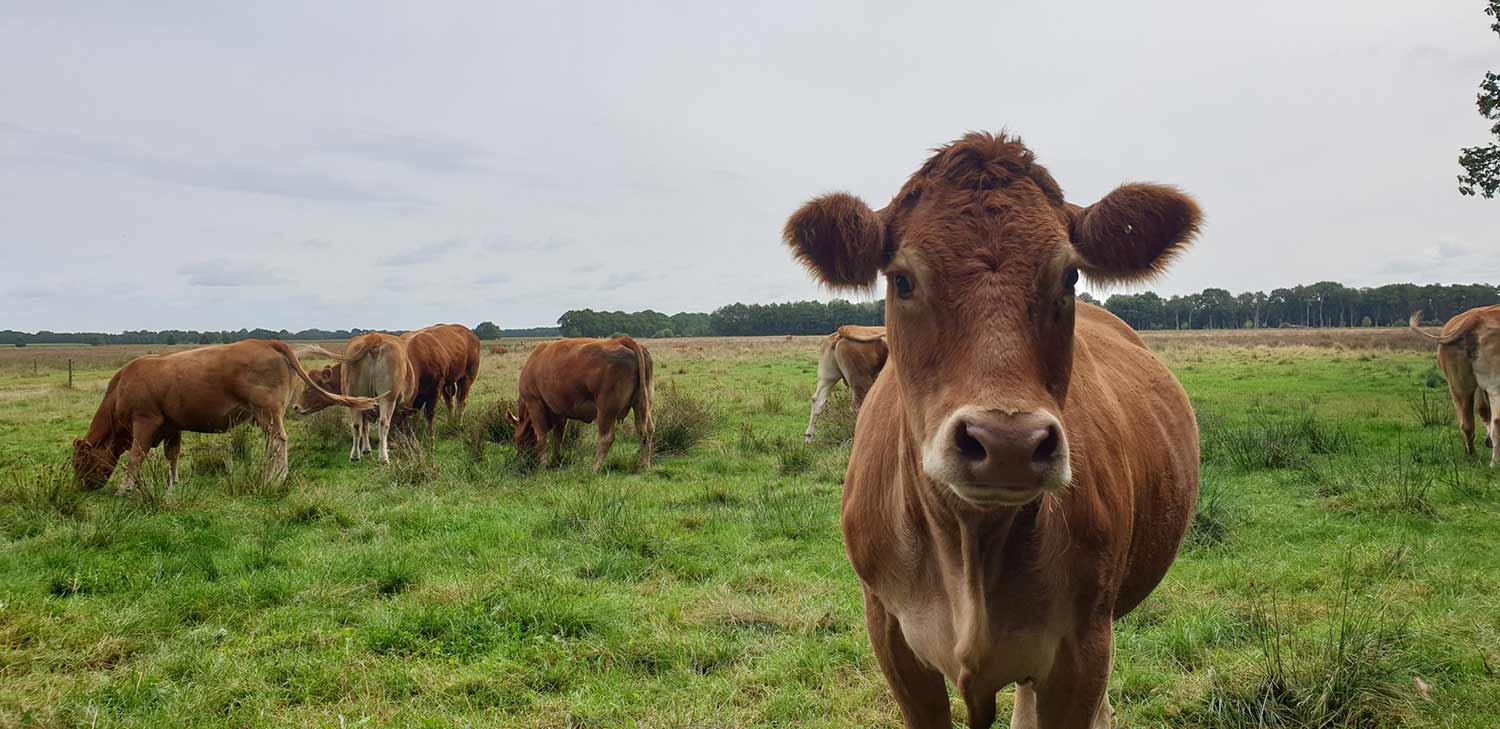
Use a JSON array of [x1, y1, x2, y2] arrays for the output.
[[783, 193, 889, 290], [1068, 183, 1201, 286]]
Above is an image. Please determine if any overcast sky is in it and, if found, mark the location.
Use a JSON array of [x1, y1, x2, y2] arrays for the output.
[[3, 1, 1497, 332]]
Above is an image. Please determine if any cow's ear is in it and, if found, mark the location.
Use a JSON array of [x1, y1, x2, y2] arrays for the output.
[[1068, 183, 1201, 285], [783, 193, 889, 290]]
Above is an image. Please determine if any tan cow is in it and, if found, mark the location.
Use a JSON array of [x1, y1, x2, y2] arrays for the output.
[[296, 332, 417, 464], [804, 325, 888, 443], [1410, 307, 1500, 466], [509, 337, 654, 472], [72, 340, 376, 494], [783, 131, 1202, 728]]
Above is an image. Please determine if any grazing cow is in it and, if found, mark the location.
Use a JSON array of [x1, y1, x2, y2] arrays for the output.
[[404, 324, 481, 425], [510, 337, 654, 472], [804, 325, 888, 443], [296, 333, 417, 464], [1410, 308, 1500, 466], [72, 340, 376, 494], [489, 345, 508, 355], [783, 132, 1202, 728]]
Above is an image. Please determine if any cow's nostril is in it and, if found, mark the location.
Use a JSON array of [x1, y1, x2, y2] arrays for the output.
[[955, 422, 987, 462], [1032, 424, 1060, 464]]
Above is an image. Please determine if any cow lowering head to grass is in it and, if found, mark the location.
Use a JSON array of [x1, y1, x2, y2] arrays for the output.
[[784, 131, 1202, 728]]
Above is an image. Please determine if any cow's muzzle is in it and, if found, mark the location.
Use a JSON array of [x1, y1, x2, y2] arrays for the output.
[[922, 407, 1071, 506]]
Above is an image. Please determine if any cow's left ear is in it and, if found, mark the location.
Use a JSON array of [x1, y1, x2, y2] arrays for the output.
[[783, 193, 890, 290], [1068, 183, 1201, 285]]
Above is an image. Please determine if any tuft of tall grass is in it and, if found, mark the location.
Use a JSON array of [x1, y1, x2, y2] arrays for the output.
[[386, 431, 440, 487], [1407, 388, 1450, 428], [1187, 570, 1420, 728], [1211, 410, 1354, 471], [1184, 475, 1238, 550], [0, 463, 83, 517], [300, 409, 349, 451], [775, 440, 814, 475], [810, 389, 857, 448], [650, 383, 719, 457]]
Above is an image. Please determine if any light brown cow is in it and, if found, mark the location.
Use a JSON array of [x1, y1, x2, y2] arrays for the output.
[[509, 337, 654, 472], [783, 132, 1201, 728], [296, 333, 417, 464], [1410, 308, 1500, 466], [72, 340, 376, 494], [804, 325, 888, 443], [404, 324, 481, 425]]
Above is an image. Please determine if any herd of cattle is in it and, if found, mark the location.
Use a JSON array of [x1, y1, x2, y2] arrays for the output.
[[63, 131, 1500, 729]]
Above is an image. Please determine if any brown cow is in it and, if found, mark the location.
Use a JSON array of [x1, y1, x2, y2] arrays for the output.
[[72, 340, 376, 494], [404, 324, 481, 425], [509, 337, 654, 472], [783, 132, 1201, 728], [1410, 308, 1500, 466], [295, 333, 417, 464], [804, 325, 888, 443]]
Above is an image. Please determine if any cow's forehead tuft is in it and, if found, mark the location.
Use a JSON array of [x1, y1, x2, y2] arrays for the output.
[[902, 131, 1064, 208]]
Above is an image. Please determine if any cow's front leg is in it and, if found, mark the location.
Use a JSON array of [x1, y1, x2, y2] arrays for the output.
[[864, 592, 952, 729], [163, 431, 182, 492], [1034, 624, 1114, 729]]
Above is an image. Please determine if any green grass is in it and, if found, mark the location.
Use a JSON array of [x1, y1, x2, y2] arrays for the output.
[[0, 339, 1498, 727]]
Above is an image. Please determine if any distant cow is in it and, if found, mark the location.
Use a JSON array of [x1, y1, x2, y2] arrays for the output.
[[784, 132, 1201, 728], [72, 340, 376, 494], [404, 324, 481, 424], [510, 337, 654, 472], [296, 333, 417, 464], [804, 325, 888, 443], [1410, 308, 1500, 466], [489, 345, 508, 355]]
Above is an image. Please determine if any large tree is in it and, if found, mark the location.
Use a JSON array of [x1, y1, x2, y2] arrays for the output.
[[1459, 1, 1500, 198]]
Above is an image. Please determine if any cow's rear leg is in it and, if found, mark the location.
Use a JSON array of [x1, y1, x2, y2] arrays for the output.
[[594, 419, 616, 473], [1452, 385, 1477, 456], [1480, 389, 1494, 453], [376, 394, 396, 465], [117, 416, 162, 497], [453, 378, 473, 422], [262, 411, 289, 484], [804, 375, 839, 443], [633, 402, 653, 470], [349, 409, 364, 462], [163, 432, 182, 492]]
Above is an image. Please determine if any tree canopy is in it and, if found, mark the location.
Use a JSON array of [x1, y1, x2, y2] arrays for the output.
[[1458, 1, 1500, 198]]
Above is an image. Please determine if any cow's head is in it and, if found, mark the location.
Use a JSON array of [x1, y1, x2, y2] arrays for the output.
[[292, 364, 341, 416], [71, 437, 120, 490], [785, 132, 1199, 508], [509, 405, 539, 453]]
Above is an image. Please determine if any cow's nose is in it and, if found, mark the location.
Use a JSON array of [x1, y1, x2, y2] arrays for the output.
[[952, 412, 1063, 488]]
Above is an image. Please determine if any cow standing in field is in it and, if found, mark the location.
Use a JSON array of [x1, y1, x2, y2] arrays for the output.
[[1410, 307, 1500, 466], [296, 333, 416, 464], [784, 131, 1202, 728], [72, 340, 376, 494], [804, 325, 888, 443], [510, 337, 654, 472], [404, 323, 481, 425]]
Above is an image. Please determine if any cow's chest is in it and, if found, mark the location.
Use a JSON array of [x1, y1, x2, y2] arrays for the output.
[[890, 586, 1060, 695]]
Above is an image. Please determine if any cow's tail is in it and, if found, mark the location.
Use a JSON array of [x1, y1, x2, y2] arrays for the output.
[[271, 341, 378, 412], [1408, 311, 1471, 345], [619, 336, 653, 431], [294, 344, 350, 362]]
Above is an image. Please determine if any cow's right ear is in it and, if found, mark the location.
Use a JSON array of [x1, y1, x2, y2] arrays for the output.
[[783, 193, 889, 289]]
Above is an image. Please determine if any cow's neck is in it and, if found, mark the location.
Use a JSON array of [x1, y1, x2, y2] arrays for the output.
[[898, 415, 1060, 668], [82, 391, 119, 448]]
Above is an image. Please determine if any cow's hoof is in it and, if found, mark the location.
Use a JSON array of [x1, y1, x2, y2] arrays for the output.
[[804, 434, 814, 444]]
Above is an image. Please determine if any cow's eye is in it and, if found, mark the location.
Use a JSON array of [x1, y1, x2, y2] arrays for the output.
[[890, 273, 915, 299], [1063, 267, 1079, 290]]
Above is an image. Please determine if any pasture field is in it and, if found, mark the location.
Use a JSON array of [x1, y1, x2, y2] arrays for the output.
[[2, 332, 1499, 728]]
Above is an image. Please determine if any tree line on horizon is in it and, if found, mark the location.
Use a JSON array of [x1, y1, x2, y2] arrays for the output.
[[4, 281, 1496, 346]]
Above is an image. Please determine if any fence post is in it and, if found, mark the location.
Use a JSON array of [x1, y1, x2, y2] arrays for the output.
[[67, 359, 73, 389]]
